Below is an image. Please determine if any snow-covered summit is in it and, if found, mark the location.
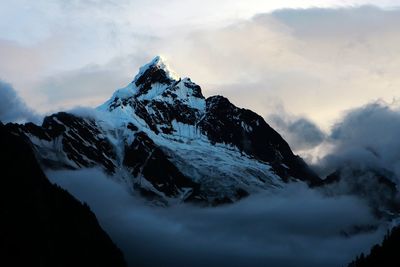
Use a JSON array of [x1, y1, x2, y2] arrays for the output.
[[133, 55, 180, 83], [98, 56, 206, 120]]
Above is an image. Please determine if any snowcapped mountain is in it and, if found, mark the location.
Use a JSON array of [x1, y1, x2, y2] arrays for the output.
[[7, 56, 321, 205]]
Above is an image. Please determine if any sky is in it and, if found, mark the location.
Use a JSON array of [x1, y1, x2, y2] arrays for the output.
[[1, 0, 400, 131]]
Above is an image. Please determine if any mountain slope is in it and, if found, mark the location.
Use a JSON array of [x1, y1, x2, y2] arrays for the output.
[[348, 225, 400, 267], [7, 56, 321, 205], [315, 167, 400, 218], [0, 122, 126, 267]]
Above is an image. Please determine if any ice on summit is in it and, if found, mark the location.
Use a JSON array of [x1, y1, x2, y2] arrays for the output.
[[98, 55, 205, 113], [133, 55, 180, 82]]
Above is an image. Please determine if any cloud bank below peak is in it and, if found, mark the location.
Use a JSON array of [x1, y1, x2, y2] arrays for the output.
[[48, 168, 384, 267]]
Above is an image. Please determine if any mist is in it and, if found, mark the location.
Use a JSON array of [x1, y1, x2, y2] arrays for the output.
[[47, 168, 386, 267], [267, 108, 326, 151], [269, 100, 400, 180], [0, 80, 39, 123], [317, 101, 400, 181]]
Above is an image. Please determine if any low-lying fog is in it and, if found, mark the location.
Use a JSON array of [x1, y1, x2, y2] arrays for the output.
[[48, 168, 387, 267]]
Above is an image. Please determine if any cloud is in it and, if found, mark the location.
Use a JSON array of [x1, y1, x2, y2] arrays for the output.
[[35, 65, 130, 110], [47, 168, 387, 267], [271, 5, 400, 38], [0, 80, 39, 123], [257, 99, 400, 216], [314, 100, 400, 180], [267, 107, 326, 151]]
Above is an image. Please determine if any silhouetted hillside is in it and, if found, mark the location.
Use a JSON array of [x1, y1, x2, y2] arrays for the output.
[[0, 122, 126, 267], [348, 226, 400, 267]]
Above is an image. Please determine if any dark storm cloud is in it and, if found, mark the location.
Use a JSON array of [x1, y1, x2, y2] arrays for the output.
[[47, 168, 385, 267], [0, 80, 39, 123], [267, 110, 326, 151]]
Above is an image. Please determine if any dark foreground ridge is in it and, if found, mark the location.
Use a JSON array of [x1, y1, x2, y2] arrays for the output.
[[0, 122, 126, 267], [348, 225, 400, 267]]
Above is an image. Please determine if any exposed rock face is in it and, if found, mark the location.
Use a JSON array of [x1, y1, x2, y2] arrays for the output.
[[6, 112, 117, 171], [199, 95, 320, 184], [123, 131, 197, 198], [0, 122, 126, 267]]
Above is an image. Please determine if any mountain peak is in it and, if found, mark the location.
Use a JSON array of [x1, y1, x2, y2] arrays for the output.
[[133, 55, 180, 85], [98, 56, 205, 113]]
